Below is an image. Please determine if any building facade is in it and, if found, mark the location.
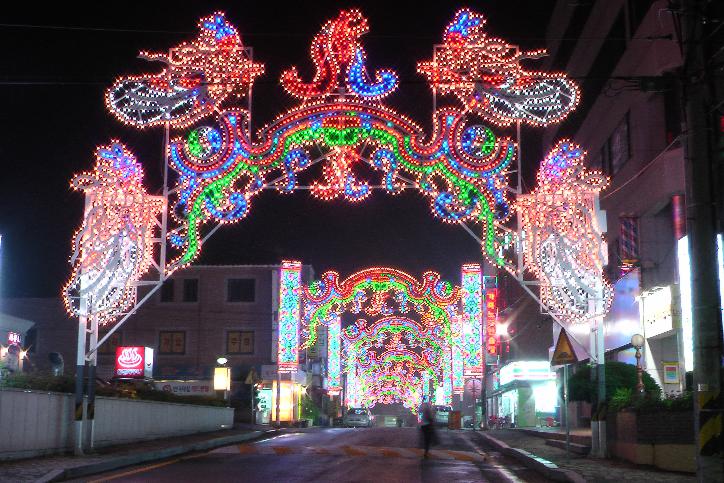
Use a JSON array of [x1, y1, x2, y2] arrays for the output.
[[1, 263, 319, 423], [541, 0, 708, 394]]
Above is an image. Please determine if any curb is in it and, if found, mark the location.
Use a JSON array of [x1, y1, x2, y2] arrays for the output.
[[475, 432, 586, 483], [36, 430, 277, 482]]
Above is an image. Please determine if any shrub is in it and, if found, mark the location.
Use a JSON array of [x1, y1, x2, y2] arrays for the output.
[[0, 372, 75, 392], [567, 361, 661, 403], [1, 371, 226, 407], [609, 387, 633, 412]]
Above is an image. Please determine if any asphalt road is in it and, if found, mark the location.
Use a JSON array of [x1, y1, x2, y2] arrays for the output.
[[82, 427, 549, 483]]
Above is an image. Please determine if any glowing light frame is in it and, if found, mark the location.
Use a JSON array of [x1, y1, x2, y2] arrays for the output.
[[63, 142, 164, 325], [278, 260, 302, 373], [461, 263, 483, 376], [516, 141, 612, 324]]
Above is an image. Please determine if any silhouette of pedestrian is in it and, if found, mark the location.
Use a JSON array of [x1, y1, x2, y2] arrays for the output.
[[420, 402, 436, 458]]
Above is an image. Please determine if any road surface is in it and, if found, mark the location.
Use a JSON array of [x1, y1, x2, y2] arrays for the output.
[[81, 427, 548, 482]]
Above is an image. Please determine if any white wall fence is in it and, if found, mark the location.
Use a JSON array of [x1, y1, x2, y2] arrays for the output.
[[0, 388, 234, 460]]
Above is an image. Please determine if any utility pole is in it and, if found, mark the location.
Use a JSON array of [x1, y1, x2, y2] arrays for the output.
[[680, 1, 724, 480]]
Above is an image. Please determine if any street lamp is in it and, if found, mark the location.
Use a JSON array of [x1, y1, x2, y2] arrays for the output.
[[214, 357, 231, 404], [631, 334, 645, 395]]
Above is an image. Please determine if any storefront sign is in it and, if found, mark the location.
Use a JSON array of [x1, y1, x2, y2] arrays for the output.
[[499, 360, 555, 386], [679, 234, 724, 372], [114, 346, 153, 378], [153, 380, 212, 396], [214, 367, 231, 391], [485, 287, 498, 356], [641, 286, 679, 338], [663, 362, 679, 384], [7, 332, 21, 346]]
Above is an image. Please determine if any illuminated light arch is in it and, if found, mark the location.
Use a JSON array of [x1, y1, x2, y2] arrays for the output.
[[302, 267, 460, 349], [67, 8, 611, 357], [355, 348, 431, 411], [344, 316, 446, 378], [145, 7, 582, 269]]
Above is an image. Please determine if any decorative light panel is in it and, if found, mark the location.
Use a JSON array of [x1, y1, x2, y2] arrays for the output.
[[327, 316, 341, 394], [278, 260, 302, 373], [451, 315, 464, 394], [516, 141, 612, 324], [461, 263, 483, 376], [106, 12, 263, 129], [63, 143, 164, 324], [485, 284, 499, 356], [418, 9, 579, 127]]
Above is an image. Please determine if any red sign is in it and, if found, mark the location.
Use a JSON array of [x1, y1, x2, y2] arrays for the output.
[[115, 346, 154, 378], [485, 289, 498, 355], [7, 332, 21, 346]]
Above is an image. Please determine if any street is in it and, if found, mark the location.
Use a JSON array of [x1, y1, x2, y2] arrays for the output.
[[80, 427, 547, 483]]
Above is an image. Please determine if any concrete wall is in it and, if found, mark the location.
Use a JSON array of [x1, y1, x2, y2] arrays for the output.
[[606, 409, 695, 473], [0, 388, 233, 460]]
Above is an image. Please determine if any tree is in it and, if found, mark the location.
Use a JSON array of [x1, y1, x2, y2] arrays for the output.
[[567, 361, 660, 403]]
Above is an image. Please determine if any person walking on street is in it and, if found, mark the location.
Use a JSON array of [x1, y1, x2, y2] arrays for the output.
[[420, 402, 436, 458]]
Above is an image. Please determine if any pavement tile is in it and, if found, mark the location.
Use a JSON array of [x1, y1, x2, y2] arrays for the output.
[[484, 429, 696, 483]]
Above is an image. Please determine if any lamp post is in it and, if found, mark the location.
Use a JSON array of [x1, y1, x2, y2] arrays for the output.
[[631, 334, 645, 395], [215, 357, 230, 404]]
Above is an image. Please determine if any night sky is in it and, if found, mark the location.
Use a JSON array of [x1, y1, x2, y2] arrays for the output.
[[0, 1, 555, 298]]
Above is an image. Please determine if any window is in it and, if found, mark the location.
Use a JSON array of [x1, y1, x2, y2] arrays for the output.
[[664, 87, 681, 143], [609, 113, 631, 175], [98, 331, 122, 355], [183, 279, 199, 302], [227, 278, 255, 302], [226, 330, 254, 354], [160, 279, 175, 302], [159, 331, 186, 355]]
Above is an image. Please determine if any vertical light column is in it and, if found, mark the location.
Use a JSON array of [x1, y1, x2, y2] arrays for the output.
[[452, 314, 464, 395], [484, 279, 499, 358], [422, 370, 430, 403], [461, 264, 483, 377], [327, 316, 341, 394], [443, 346, 453, 404], [278, 260, 302, 373]]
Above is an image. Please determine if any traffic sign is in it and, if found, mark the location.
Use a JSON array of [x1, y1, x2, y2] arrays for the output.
[[551, 330, 578, 366]]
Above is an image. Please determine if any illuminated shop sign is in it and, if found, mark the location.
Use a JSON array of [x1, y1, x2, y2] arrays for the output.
[[485, 287, 498, 356], [641, 285, 679, 338], [114, 346, 154, 379], [678, 234, 724, 372], [7, 332, 21, 346], [499, 361, 555, 386]]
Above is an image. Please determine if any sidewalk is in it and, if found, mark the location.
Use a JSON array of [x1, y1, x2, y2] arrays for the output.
[[479, 429, 696, 482], [0, 424, 274, 483]]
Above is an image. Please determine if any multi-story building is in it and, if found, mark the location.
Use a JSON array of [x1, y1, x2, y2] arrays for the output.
[[1, 263, 318, 423], [540, 0, 723, 395]]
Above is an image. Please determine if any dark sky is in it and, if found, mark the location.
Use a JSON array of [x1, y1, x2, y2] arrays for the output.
[[0, 1, 555, 297]]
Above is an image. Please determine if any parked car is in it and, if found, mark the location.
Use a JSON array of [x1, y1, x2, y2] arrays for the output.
[[343, 408, 374, 427], [434, 405, 453, 425]]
